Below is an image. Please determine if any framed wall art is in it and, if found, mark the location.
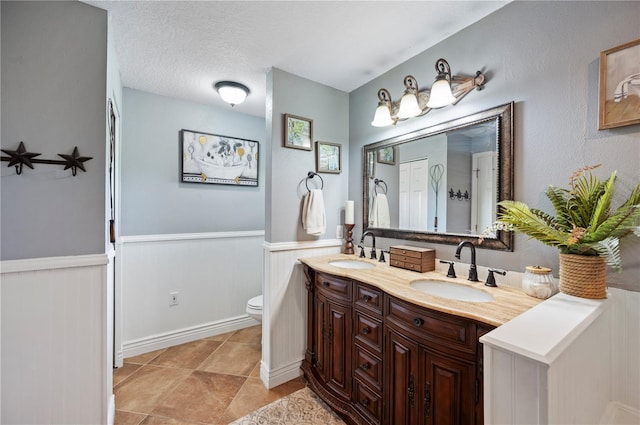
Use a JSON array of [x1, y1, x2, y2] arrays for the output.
[[180, 129, 259, 186], [315, 141, 342, 174], [377, 146, 396, 165], [284, 113, 313, 150], [598, 38, 640, 130]]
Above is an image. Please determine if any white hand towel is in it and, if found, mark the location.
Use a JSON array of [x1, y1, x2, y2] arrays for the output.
[[302, 189, 326, 236], [370, 193, 391, 228]]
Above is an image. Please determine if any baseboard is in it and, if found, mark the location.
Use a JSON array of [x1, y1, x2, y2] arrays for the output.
[[122, 315, 259, 359], [600, 401, 640, 424], [260, 357, 304, 389]]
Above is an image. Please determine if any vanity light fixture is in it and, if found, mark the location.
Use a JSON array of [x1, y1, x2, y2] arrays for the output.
[[371, 58, 486, 127], [214, 81, 250, 107]]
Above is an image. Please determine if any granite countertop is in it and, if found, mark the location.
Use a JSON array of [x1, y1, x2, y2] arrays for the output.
[[299, 253, 542, 327]]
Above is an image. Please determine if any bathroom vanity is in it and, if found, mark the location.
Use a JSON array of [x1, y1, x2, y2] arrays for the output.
[[299, 253, 540, 425]]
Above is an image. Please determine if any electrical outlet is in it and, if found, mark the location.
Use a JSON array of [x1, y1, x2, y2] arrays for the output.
[[336, 225, 343, 239], [170, 292, 179, 306]]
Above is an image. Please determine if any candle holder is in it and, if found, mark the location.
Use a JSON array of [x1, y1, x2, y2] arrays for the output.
[[343, 224, 355, 254]]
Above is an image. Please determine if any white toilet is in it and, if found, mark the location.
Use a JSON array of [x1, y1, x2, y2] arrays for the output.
[[246, 294, 263, 322]]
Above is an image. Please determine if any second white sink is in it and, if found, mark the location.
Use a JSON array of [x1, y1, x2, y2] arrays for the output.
[[410, 280, 494, 302]]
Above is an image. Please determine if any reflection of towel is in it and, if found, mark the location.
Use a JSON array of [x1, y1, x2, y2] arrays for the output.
[[302, 189, 326, 236], [370, 193, 390, 228]]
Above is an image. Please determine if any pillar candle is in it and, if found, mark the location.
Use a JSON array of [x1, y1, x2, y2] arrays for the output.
[[345, 200, 354, 224]]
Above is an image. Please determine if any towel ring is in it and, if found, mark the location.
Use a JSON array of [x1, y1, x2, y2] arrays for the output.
[[374, 178, 387, 195], [306, 171, 324, 191]]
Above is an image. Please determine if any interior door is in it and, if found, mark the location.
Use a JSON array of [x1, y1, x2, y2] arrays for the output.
[[399, 159, 429, 231], [471, 152, 496, 234]]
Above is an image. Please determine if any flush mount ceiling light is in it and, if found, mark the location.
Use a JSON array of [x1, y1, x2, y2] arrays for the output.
[[214, 81, 250, 107], [371, 58, 486, 127]]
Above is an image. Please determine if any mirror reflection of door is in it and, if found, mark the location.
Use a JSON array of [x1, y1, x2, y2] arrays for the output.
[[399, 159, 429, 231], [471, 151, 497, 234]]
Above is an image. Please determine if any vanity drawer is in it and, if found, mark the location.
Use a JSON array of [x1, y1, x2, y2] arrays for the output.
[[353, 380, 383, 425], [354, 345, 383, 392], [355, 282, 383, 316], [315, 272, 352, 302], [390, 258, 423, 272], [386, 296, 475, 356], [355, 311, 383, 353]]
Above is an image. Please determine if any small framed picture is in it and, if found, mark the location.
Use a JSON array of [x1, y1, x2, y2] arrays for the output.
[[284, 113, 313, 150], [598, 38, 640, 130], [315, 141, 342, 174], [377, 146, 396, 165]]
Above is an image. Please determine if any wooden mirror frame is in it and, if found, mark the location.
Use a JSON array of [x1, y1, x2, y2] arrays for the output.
[[362, 102, 514, 251]]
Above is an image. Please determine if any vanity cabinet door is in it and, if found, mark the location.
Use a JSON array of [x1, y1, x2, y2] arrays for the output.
[[325, 296, 353, 400], [421, 348, 476, 425], [385, 326, 420, 425], [313, 293, 328, 381]]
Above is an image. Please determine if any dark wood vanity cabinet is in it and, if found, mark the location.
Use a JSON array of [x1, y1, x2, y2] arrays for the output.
[[303, 265, 492, 425]]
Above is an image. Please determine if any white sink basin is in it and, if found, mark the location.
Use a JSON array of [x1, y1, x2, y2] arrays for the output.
[[410, 280, 494, 302], [329, 260, 376, 270]]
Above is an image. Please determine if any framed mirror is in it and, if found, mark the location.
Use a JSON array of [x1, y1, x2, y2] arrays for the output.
[[363, 102, 514, 250]]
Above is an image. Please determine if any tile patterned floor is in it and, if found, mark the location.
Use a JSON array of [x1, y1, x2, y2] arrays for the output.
[[114, 325, 307, 425]]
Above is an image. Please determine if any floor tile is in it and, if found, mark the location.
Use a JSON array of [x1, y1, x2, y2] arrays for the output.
[[139, 414, 202, 425], [114, 363, 143, 386], [218, 376, 307, 423], [228, 325, 262, 345], [205, 330, 235, 342], [198, 341, 261, 377], [115, 365, 191, 414], [149, 339, 222, 369], [152, 370, 246, 424], [125, 348, 167, 365], [114, 410, 147, 425], [249, 361, 260, 378]]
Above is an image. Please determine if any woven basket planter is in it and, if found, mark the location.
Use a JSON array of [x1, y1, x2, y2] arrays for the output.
[[559, 253, 607, 299]]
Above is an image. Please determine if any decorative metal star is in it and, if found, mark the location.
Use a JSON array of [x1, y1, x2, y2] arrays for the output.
[[1, 141, 41, 171], [58, 146, 93, 175]]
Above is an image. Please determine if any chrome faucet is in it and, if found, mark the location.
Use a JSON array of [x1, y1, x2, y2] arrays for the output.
[[358, 231, 377, 260], [455, 241, 479, 282]]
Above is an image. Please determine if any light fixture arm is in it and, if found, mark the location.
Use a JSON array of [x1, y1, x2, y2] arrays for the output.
[[434, 58, 452, 84]]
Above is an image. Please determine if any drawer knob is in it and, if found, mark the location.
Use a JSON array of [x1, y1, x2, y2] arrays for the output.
[[360, 398, 370, 407], [323, 281, 330, 287], [362, 327, 371, 335], [413, 317, 424, 327], [362, 294, 371, 302], [360, 362, 370, 370]]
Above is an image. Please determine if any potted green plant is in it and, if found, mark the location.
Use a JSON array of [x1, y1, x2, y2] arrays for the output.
[[487, 164, 640, 299]]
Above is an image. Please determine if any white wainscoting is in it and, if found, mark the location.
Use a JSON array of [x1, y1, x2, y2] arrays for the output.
[[261, 239, 343, 389], [482, 288, 640, 424], [1, 254, 111, 425], [117, 231, 264, 359]]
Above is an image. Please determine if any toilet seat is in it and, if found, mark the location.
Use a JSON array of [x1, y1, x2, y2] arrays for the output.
[[247, 295, 263, 309]]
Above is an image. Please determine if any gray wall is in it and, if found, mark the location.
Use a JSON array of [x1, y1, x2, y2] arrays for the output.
[[349, 1, 640, 289], [1, 1, 107, 260], [266, 68, 350, 243], [121, 89, 265, 235]]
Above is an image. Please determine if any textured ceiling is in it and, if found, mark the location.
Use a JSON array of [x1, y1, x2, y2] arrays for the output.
[[85, 1, 508, 117]]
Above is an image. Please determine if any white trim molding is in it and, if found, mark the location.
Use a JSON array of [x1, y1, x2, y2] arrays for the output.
[[260, 238, 342, 389], [121, 230, 265, 244], [1, 253, 108, 273]]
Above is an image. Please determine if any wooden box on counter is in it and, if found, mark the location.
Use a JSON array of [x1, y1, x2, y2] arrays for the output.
[[389, 245, 435, 273]]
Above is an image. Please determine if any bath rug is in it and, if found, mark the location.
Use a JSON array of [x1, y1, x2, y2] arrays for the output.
[[228, 386, 345, 425]]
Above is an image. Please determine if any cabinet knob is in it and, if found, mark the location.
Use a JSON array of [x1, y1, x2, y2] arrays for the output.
[[323, 281, 330, 287], [413, 317, 424, 327], [360, 398, 370, 407], [362, 294, 371, 302], [362, 327, 371, 335], [360, 362, 370, 370]]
